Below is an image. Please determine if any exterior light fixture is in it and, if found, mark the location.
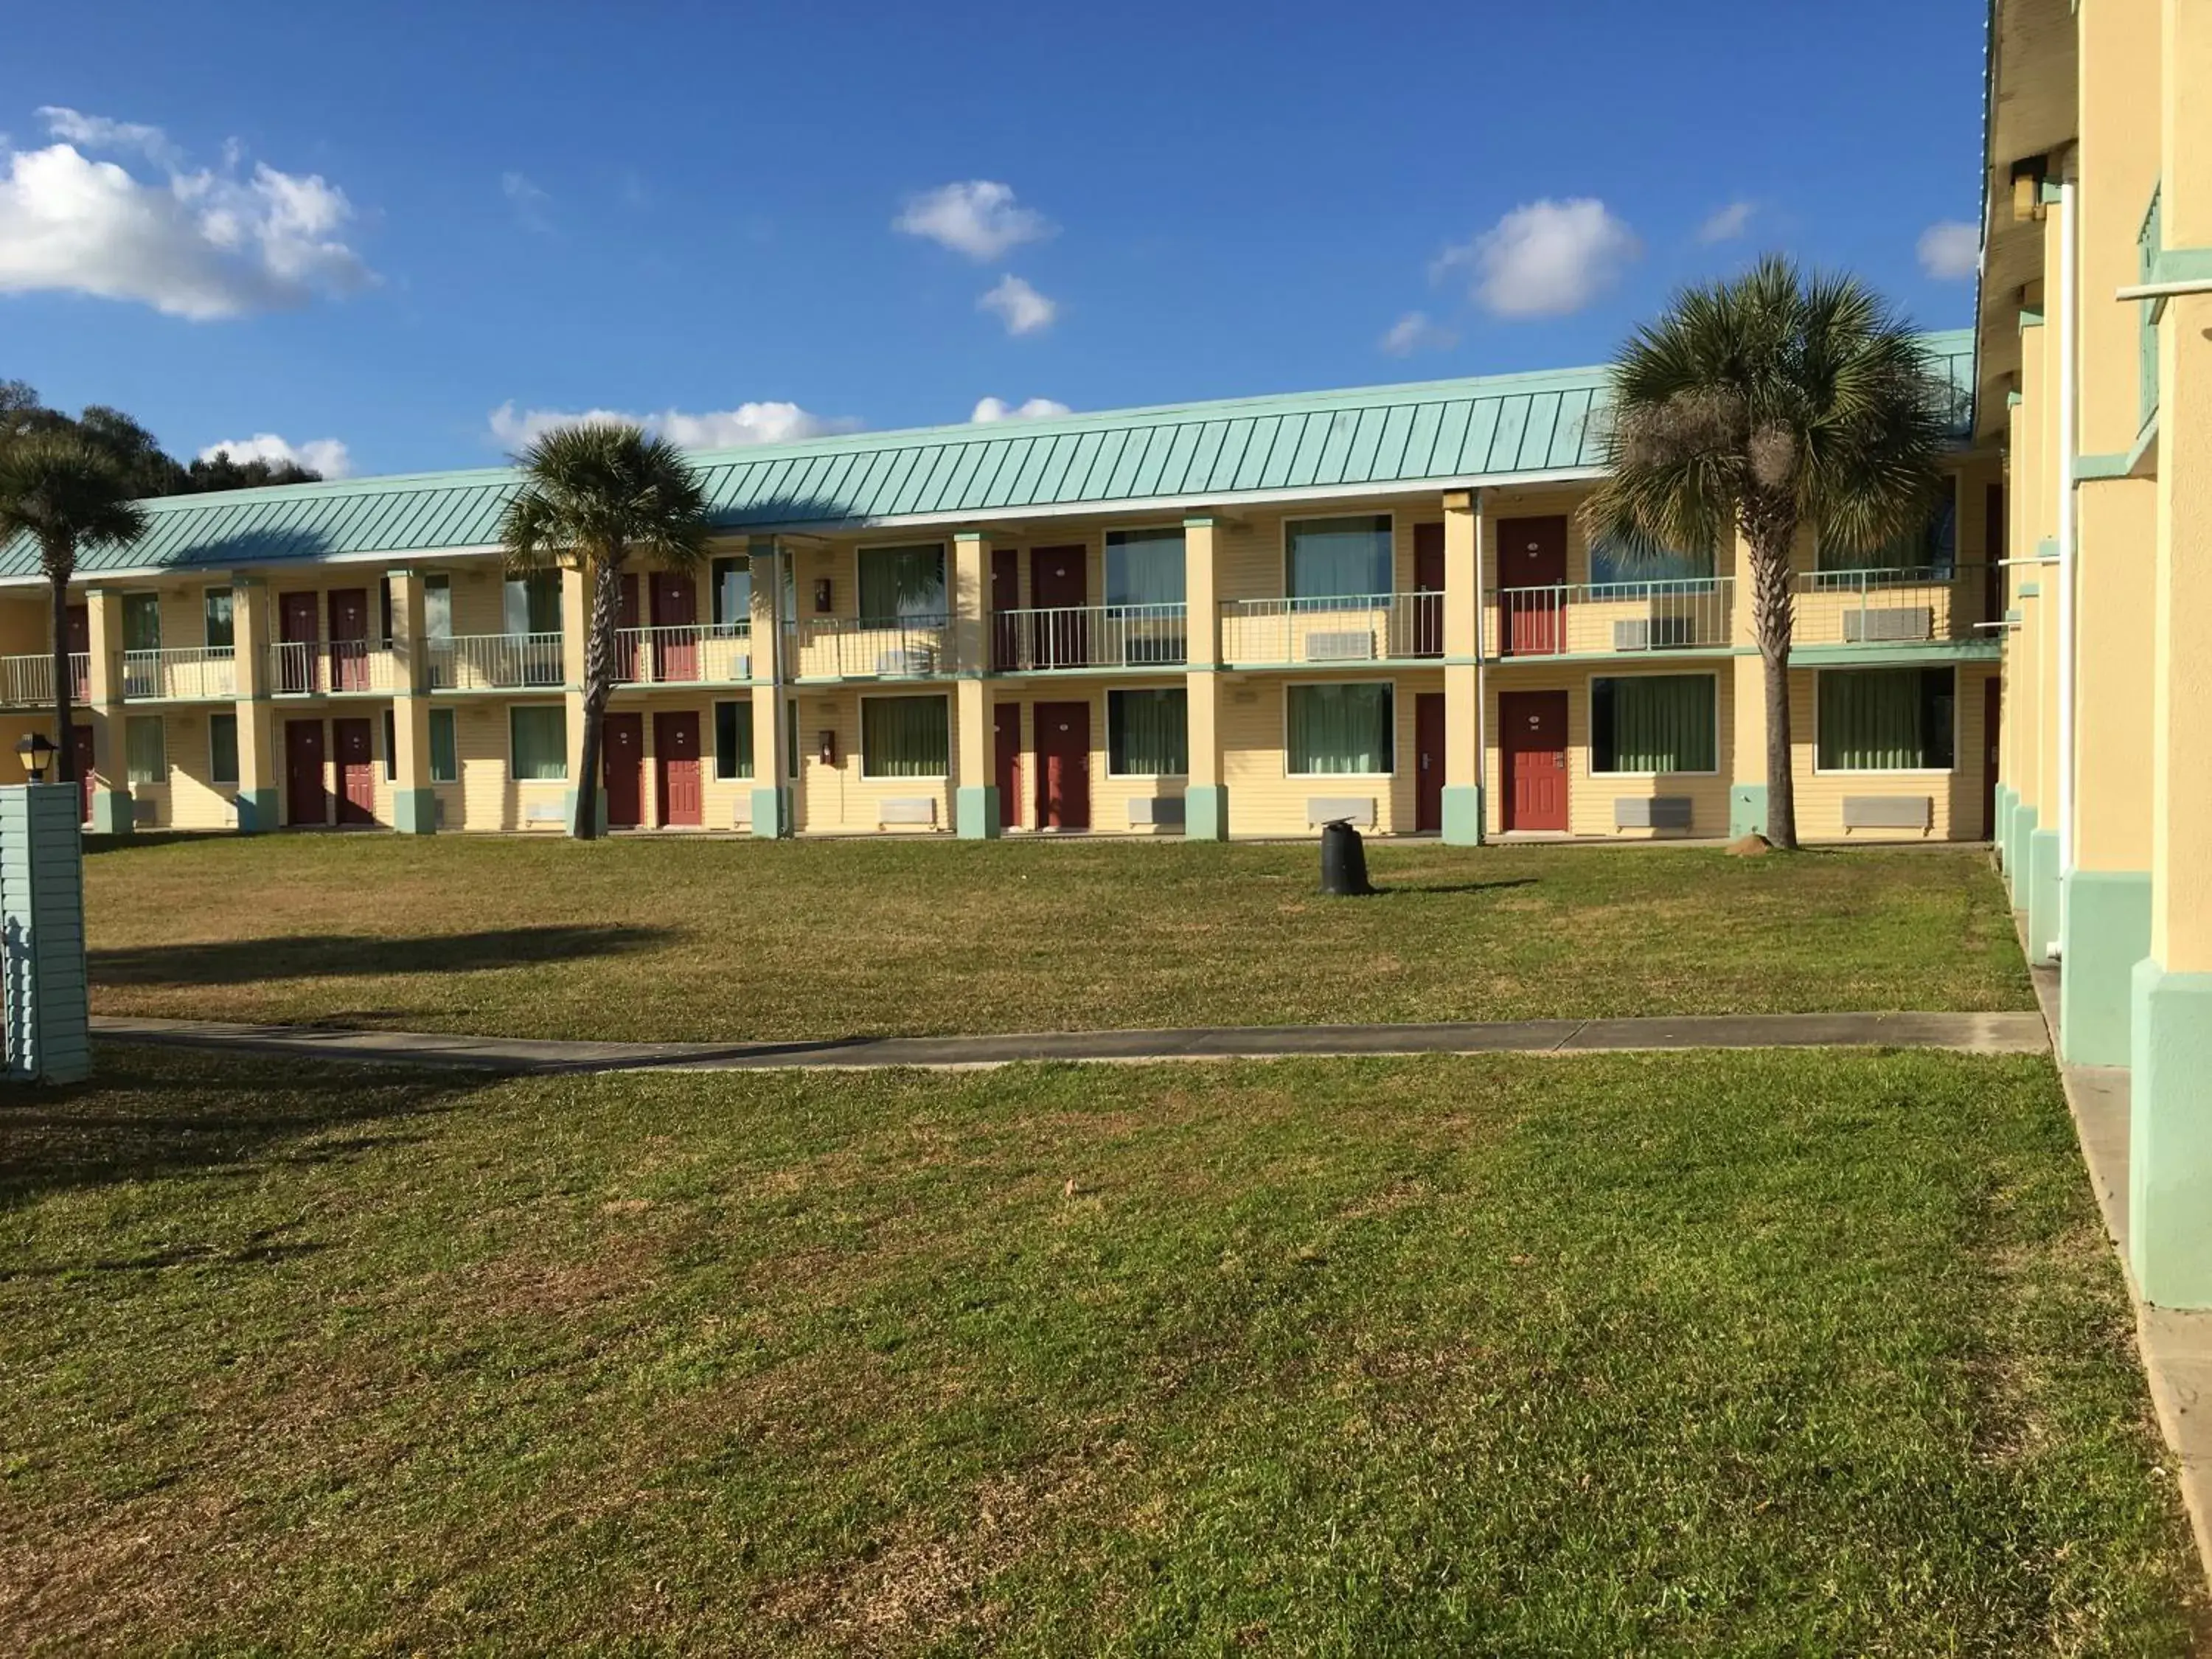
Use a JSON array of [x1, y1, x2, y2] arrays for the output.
[[15, 731, 56, 784]]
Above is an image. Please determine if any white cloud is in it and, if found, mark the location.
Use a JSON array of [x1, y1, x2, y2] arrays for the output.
[[894, 180, 1051, 260], [501, 170, 552, 233], [198, 433, 353, 477], [978, 274, 1056, 336], [1433, 198, 1641, 319], [1917, 220, 1980, 280], [971, 396, 1071, 422], [487, 400, 860, 451], [1380, 310, 1457, 357], [0, 107, 373, 320], [1697, 200, 1755, 243]]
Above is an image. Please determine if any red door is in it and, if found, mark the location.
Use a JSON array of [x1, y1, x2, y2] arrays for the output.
[[329, 589, 370, 692], [603, 712, 644, 828], [654, 711, 703, 827], [1500, 690, 1568, 831], [1413, 524, 1446, 658], [1415, 692, 1447, 832], [991, 549, 1021, 670], [1983, 676, 2002, 841], [66, 605, 89, 702], [72, 725, 94, 824], [993, 703, 1021, 829], [1034, 700, 1091, 830], [1498, 516, 1568, 655], [333, 717, 376, 824], [1030, 546, 1087, 668], [279, 592, 321, 692], [614, 574, 642, 681], [650, 574, 698, 681], [285, 720, 327, 826]]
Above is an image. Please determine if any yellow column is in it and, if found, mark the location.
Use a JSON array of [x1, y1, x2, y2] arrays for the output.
[[560, 563, 594, 834], [747, 536, 790, 837], [229, 577, 279, 832], [1183, 515, 1226, 839], [82, 586, 131, 834], [1727, 526, 1769, 838], [386, 568, 435, 833], [1441, 488, 1484, 843], [950, 531, 997, 838]]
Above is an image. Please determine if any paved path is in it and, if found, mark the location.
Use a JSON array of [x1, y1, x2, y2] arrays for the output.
[[91, 1009, 2048, 1076]]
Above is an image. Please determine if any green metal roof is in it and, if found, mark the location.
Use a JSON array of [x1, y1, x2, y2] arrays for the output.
[[1, 330, 1975, 583]]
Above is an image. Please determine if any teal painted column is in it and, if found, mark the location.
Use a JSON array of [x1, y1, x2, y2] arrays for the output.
[[2130, 960, 2212, 1307], [1186, 785, 1229, 841], [393, 789, 438, 835], [2025, 829, 2062, 964], [1992, 784, 2014, 866], [1729, 785, 1768, 840], [2059, 870, 2152, 1066], [235, 786, 279, 834], [1, 784, 91, 1083], [955, 785, 1001, 840], [86, 786, 132, 836], [1441, 785, 1484, 845], [2007, 802, 2038, 905], [750, 785, 790, 839]]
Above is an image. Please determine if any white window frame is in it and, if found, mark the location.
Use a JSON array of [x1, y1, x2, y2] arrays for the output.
[[1810, 665, 1961, 776], [1281, 510, 1397, 601], [713, 698, 754, 781], [854, 542, 949, 622], [1282, 678, 1397, 779], [428, 706, 459, 784], [507, 702, 570, 782], [1586, 671, 1722, 778], [1104, 684, 1189, 780], [125, 714, 167, 787], [858, 691, 951, 781]]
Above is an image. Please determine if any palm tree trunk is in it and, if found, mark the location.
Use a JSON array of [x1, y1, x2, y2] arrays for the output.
[[48, 566, 74, 791], [1749, 525, 1798, 850], [570, 557, 621, 841]]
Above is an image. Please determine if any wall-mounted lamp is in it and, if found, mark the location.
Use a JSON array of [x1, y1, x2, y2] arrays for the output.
[[15, 731, 55, 784]]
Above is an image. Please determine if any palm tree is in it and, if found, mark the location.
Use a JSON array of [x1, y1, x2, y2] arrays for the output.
[[0, 435, 150, 787], [498, 424, 712, 840], [1582, 256, 1951, 849]]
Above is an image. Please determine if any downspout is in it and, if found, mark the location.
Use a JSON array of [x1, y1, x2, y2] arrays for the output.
[[2052, 162, 2078, 959]]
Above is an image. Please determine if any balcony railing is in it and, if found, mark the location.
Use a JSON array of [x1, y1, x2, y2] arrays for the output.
[[1219, 594, 1443, 667], [428, 633, 566, 692], [994, 604, 1189, 672], [269, 640, 403, 696], [122, 646, 237, 701], [786, 614, 950, 680], [1486, 579, 1733, 658], [1792, 566, 1993, 646], [0, 653, 74, 709], [613, 623, 749, 685]]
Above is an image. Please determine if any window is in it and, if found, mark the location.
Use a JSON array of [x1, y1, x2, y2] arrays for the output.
[[125, 715, 166, 785], [509, 706, 568, 781], [425, 575, 453, 640], [203, 587, 234, 650], [122, 592, 161, 653], [209, 713, 239, 785], [428, 709, 459, 783], [1107, 689, 1188, 776], [857, 545, 946, 621], [383, 709, 398, 781], [714, 700, 754, 779], [1588, 536, 1715, 591], [712, 557, 752, 632], [860, 695, 950, 778], [379, 577, 395, 648], [1287, 515, 1392, 605], [504, 571, 562, 636], [786, 698, 799, 781], [1818, 667, 1956, 771], [1105, 529, 1186, 607], [1287, 682, 1394, 775], [1818, 478, 1958, 578], [1592, 675, 1717, 773]]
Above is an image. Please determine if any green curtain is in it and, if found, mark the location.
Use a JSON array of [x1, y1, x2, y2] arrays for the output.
[[428, 709, 459, 783], [209, 714, 239, 785], [505, 572, 561, 635], [1287, 515, 1392, 604], [1288, 683, 1392, 774], [1819, 669, 1937, 769], [1109, 689, 1188, 775], [716, 700, 754, 779], [511, 706, 568, 780], [862, 695, 949, 777], [1598, 676, 1715, 772], [425, 577, 453, 641], [712, 559, 752, 629], [1105, 531, 1187, 605], [123, 593, 161, 653], [203, 588, 234, 650], [125, 716, 165, 785], [858, 546, 947, 621]]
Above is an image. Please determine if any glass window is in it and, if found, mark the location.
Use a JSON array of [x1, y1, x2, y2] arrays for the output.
[[1107, 689, 1188, 776], [383, 709, 398, 781], [712, 558, 752, 631], [509, 706, 568, 781], [714, 700, 754, 779], [1818, 478, 1958, 577], [860, 695, 950, 778], [504, 571, 563, 636], [122, 592, 161, 653], [1287, 682, 1394, 775], [786, 698, 799, 781], [1592, 675, 1717, 773], [203, 588, 234, 650], [429, 709, 459, 783], [125, 715, 165, 785], [425, 575, 453, 640], [1818, 667, 1956, 771], [1588, 537, 1715, 591], [857, 545, 946, 621], [1287, 515, 1392, 605], [209, 713, 238, 785], [1105, 529, 1186, 607]]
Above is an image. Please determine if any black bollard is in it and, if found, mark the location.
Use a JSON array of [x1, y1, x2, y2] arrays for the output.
[[1318, 818, 1374, 896]]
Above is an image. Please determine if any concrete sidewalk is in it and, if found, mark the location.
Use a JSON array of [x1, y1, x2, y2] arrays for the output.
[[90, 1008, 2049, 1076]]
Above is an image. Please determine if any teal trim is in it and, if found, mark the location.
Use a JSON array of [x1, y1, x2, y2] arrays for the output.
[[1485, 644, 1742, 667], [392, 788, 438, 835], [2073, 452, 2132, 482], [2129, 960, 2212, 1307], [1992, 785, 2014, 866], [1729, 784, 1768, 840], [1441, 784, 1484, 846], [234, 786, 279, 834], [2025, 829, 2061, 965], [2019, 306, 2045, 329], [955, 785, 1001, 840], [749, 785, 791, 839], [2004, 608, 2023, 624], [2006, 801, 2037, 904], [2018, 583, 2040, 599], [87, 787, 132, 836], [0, 785, 91, 1083], [557, 789, 608, 837], [2126, 413, 2160, 478], [1185, 784, 1228, 841], [1789, 641, 2000, 667], [2006, 390, 2024, 408], [2144, 245, 2212, 287], [1182, 515, 1217, 529], [2038, 177, 2065, 206], [2059, 871, 2151, 1066]]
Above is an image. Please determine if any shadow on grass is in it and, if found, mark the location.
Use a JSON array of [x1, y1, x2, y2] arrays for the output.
[[89, 923, 672, 987], [1370, 878, 1540, 898]]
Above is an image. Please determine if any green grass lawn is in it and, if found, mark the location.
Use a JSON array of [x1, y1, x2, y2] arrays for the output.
[[1, 1044, 2200, 1654], [83, 835, 2030, 1042]]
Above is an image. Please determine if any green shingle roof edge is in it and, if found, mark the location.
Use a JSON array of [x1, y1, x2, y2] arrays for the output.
[[1, 330, 1975, 584]]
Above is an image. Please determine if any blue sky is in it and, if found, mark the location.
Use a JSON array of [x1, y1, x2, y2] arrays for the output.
[[1, 0, 1986, 481]]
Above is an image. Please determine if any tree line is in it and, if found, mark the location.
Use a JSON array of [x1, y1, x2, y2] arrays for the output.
[[0, 380, 324, 497]]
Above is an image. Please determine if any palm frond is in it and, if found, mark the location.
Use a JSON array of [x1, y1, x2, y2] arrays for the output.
[[498, 422, 715, 577], [0, 434, 151, 578]]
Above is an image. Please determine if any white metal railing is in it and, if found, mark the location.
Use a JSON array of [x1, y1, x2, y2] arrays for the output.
[[268, 640, 403, 696], [0, 654, 54, 709], [1793, 566, 1992, 646], [994, 603, 1189, 672], [786, 614, 950, 680], [613, 623, 749, 684], [1486, 579, 1733, 658], [1218, 594, 1444, 667], [427, 632, 566, 692], [122, 646, 237, 701]]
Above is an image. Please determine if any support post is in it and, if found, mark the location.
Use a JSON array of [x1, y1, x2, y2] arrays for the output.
[[1183, 515, 1227, 839], [560, 564, 602, 835], [1727, 528, 1769, 838], [748, 537, 791, 838], [82, 588, 131, 835], [950, 531, 998, 838], [232, 577, 279, 832], [1440, 488, 1484, 843], [387, 568, 436, 833]]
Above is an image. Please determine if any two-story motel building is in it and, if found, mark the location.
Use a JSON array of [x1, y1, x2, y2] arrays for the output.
[[0, 336, 1995, 848]]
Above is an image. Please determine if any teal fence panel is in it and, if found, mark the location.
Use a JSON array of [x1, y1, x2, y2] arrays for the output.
[[1, 783, 91, 1083]]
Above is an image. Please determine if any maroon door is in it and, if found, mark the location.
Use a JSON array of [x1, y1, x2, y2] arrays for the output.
[[1983, 676, 2003, 841], [285, 720, 327, 826], [993, 703, 1021, 829], [613, 574, 642, 681], [1030, 546, 1088, 668], [650, 574, 698, 681], [1500, 690, 1568, 831], [653, 711, 703, 827], [1497, 516, 1568, 655], [1033, 700, 1091, 830], [603, 712, 644, 828], [66, 605, 90, 702], [333, 717, 376, 824], [1415, 692, 1447, 832], [1983, 482, 2006, 627], [991, 548, 1021, 671], [279, 592, 321, 693], [1413, 524, 1446, 658], [328, 589, 370, 692], [72, 725, 94, 824]]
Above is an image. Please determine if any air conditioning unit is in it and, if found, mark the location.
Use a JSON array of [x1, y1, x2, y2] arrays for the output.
[[1615, 614, 1695, 650], [1843, 607, 1934, 643], [1307, 631, 1377, 661], [876, 647, 937, 675]]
